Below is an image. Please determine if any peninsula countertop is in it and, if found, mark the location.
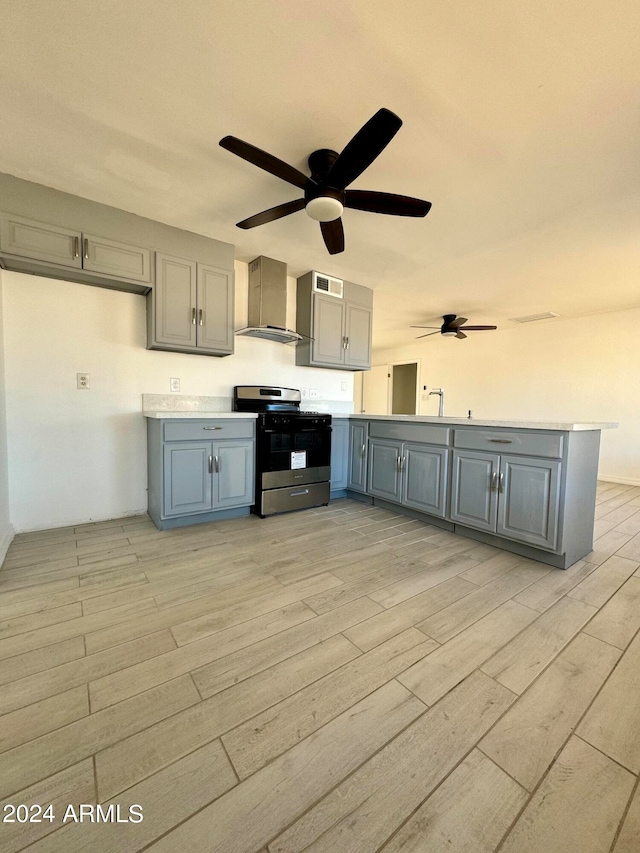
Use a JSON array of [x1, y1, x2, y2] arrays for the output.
[[325, 414, 617, 431]]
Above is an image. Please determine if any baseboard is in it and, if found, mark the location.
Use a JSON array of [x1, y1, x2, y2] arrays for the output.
[[598, 475, 640, 487], [13, 508, 149, 535], [0, 522, 15, 568]]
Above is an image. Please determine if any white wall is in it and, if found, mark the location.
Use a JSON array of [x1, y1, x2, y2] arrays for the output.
[[369, 308, 640, 484], [0, 270, 14, 559], [3, 263, 354, 532]]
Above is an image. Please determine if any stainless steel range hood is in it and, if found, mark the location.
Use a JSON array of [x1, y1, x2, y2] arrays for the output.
[[235, 256, 302, 344]]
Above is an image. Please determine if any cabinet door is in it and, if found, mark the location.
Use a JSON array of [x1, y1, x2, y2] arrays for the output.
[[311, 294, 346, 366], [497, 455, 561, 550], [197, 264, 234, 354], [154, 253, 197, 348], [348, 422, 368, 492], [449, 449, 499, 532], [345, 302, 372, 369], [82, 233, 151, 283], [1, 214, 81, 268], [330, 420, 349, 491], [163, 442, 212, 516], [212, 440, 255, 509], [402, 443, 449, 518], [368, 439, 403, 503]]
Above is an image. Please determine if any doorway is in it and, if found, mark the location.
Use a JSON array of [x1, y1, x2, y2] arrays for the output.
[[391, 362, 418, 415]]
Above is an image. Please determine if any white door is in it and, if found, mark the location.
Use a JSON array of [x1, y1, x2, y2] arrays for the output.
[[362, 364, 390, 414]]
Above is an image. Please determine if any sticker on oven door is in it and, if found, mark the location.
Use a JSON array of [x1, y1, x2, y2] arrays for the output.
[[291, 451, 307, 469]]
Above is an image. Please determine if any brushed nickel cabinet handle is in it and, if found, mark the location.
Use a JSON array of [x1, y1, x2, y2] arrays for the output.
[[199, 309, 203, 326], [191, 308, 196, 324], [208, 455, 213, 474], [345, 336, 350, 350], [73, 236, 79, 258], [361, 443, 366, 457], [83, 238, 89, 260], [396, 456, 402, 472], [499, 472, 504, 493], [488, 439, 512, 443], [214, 455, 219, 473], [490, 471, 498, 492], [203, 426, 222, 430]]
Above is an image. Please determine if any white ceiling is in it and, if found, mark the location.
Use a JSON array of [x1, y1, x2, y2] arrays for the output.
[[1, 0, 639, 348]]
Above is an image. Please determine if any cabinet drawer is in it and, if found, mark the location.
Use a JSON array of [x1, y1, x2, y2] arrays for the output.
[[163, 420, 255, 442], [453, 429, 563, 459], [369, 421, 450, 446]]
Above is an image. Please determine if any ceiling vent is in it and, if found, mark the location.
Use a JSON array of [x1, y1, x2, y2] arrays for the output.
[[312, 271, 343, 298], [509, 311, 560, 323]]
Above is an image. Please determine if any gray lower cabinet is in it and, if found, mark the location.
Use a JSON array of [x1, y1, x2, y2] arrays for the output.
[[368, 437, 448, 517], [348, 421, 368, 492], [148, 253, 234, 356], [330, 419, 349, 492], [148, 418, 255, 530], [450, 448, 560, 550]]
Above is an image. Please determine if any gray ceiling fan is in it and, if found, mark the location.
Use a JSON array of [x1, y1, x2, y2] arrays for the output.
[[411, 314, 498, 339]]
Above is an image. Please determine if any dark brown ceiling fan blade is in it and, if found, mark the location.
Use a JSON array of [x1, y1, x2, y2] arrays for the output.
[[455, 331, 468, 339], [345, 190, 431, 217], [415, 331, 441, 339], [219, 136, 309, 190], [459, 325, 498, 331], [320, 218, 345, 254], [236, 198, 306, 229], [323, 108, 402, 190], [448, 316, 468, 329]]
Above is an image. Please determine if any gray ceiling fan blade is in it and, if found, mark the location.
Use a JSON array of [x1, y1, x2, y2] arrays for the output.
[[449, 317, 468, 329], [455, 330, 467, 339]]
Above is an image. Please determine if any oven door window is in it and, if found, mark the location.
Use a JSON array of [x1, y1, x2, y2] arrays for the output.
[[261, 428, 331, 472]]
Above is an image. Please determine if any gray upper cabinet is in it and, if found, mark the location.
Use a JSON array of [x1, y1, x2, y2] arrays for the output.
[[296, 272, 373, 371], [1, 214, 82, 268], [196, 264, 234, 354], [0, 174, 235, 309], [153, 254, 197, 348], [0, 213, 151, 287], [82, 233, 151, 283], [148, 254, 234, 357]]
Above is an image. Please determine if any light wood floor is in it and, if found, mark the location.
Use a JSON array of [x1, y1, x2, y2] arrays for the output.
[[2, 480, 640, 852]]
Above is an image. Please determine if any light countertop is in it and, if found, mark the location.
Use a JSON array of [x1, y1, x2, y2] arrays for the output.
[[143, 411, 258, 419], [143, 410, 616, 431], [330, 414, 617, 431]]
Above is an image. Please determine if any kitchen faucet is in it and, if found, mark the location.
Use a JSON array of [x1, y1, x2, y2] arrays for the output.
[[429, 388, 445, 417]]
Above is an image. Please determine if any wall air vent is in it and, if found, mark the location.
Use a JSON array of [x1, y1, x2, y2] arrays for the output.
[[312, 271, 343, 298], [509, 311, 560, 323]]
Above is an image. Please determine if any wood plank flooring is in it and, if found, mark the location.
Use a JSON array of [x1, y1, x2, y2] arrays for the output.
[[1, 478, 640, 852]]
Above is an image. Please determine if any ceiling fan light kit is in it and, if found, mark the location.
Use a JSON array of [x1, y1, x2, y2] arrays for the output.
[[220, 107, 431, 254]]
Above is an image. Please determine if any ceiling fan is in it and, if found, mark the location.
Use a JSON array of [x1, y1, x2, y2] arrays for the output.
[[219, 108, 431, 255], [411, 314, 498, 339]]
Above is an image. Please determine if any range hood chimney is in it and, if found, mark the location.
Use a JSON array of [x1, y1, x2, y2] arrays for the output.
[[236, 256, 302, 344]]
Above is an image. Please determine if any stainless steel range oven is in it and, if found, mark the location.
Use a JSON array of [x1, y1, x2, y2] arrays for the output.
[[233, 386, 332, 517]]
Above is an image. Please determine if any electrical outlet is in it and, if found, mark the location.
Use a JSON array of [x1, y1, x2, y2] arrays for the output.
[[170, 377, 181, 392], [301, 388, 309, 398], [309, 388, 319, 399], [76, 373, 90, 390]]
